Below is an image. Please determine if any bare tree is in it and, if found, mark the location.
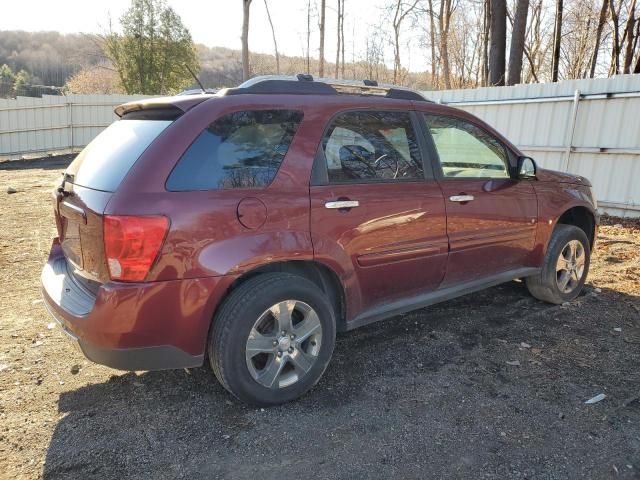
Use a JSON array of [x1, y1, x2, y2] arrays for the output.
[[263, 0, 280, 74], [589, 0, 609, 77], [635, 20, 640, 73], [390, 0, 421, 84], [489, 0, 507, 85], [438, 0, 455, 88], [522, 0, 548, 83], [507, 0, 530, 85], [319, 0, 326, 77], [609, 0, 621, 75], [340, 0, 346, 77], [307, 0, 312, 73], [427, 0, 439, 86], [481, 0, 490, 85], [242, 0, 252, 81], [335, 0, 343, 77], [551, 0, 563, 81], [622, 0, 638, 73]]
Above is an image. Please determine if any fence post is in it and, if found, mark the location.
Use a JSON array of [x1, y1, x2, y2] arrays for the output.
[[562, 89, 581, 172], [67, 99, 74, 154]]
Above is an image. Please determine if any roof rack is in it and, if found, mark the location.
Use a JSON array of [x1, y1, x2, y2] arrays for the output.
[[219, 75, 431, 102]]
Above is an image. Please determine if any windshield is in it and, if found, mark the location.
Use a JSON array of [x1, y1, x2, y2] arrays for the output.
[[67, 119, 172, 192]]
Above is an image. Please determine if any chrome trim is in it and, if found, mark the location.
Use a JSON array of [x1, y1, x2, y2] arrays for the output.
[[449, 195, 475, 202], [61, 201, 85, 215], [325, 200, 360, 209]]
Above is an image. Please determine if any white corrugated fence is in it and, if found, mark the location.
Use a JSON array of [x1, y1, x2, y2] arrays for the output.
[[0, 75, 638, 216], [0, 94, 150, 159], [429, 74, 640, 217]]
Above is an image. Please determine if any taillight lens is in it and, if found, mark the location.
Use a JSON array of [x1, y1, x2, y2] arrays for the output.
[[103, 215, 169, 282]]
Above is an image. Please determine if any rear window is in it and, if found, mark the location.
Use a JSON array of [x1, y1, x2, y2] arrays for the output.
[[166, 109, 303, 191], [67, 119, 172, 192]]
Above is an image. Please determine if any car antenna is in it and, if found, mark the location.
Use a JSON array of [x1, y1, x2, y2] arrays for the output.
[[184, 64, 206, 94]]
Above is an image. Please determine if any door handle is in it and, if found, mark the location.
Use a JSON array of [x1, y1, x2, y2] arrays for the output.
[[449, 195, 474, 203], [325, 200, 360, 209]]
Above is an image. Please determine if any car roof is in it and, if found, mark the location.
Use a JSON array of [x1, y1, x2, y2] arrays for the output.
[[114, 75, 434, 118], [219, 75, 432, 103]]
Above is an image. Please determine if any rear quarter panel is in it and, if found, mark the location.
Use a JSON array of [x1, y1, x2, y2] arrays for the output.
[[107, 95, 320, 280]]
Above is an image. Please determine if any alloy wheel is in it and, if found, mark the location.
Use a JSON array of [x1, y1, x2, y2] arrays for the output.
[[245, 300, 323, 389], [556, 239, 586, 294]]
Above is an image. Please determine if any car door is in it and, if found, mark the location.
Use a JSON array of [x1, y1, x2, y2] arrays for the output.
[[310, 110, 448, 316], [420, 113, 537, 287]]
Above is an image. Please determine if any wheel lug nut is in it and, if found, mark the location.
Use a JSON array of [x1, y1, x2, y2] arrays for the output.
[[281, 331, 286, 336], [290, 334, 295, 340], [277, 351, 283, 357], [272, 340, 278, 347]]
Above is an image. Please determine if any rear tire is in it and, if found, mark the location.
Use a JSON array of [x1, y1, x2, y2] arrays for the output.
[[208, 273, 336, 406], [526, 224, 591, 304]]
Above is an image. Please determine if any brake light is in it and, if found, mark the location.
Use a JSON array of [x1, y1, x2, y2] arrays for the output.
[[103, 215, 169, 282]]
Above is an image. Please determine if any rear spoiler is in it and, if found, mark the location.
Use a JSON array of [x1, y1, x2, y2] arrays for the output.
[[114, 95, 214, 118]]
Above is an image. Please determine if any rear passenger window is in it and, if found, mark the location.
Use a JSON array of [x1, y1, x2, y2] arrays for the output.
[[167, 110, 303, 190], [323, 111, 423, 183]]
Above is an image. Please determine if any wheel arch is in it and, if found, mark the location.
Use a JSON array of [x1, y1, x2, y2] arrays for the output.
[[556, 206, 597, 249], [212, 260, 347, 333]]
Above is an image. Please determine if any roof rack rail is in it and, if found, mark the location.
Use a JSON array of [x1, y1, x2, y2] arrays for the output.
[[220, 75, 431, 102]]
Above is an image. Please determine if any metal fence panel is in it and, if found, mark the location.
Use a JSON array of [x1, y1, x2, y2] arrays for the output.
[[0, 94, 150, 158], [0, 76, 639, 216], [429, 74, 640, 217]]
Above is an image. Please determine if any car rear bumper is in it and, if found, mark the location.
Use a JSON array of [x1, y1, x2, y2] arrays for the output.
[[41, 240, 235, 371]]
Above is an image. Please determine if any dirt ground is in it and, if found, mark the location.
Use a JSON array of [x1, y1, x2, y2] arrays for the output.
[[0, 156, 638, 479]]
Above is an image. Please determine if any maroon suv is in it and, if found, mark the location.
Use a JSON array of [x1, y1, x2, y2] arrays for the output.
[[41, 75, 598, 405]]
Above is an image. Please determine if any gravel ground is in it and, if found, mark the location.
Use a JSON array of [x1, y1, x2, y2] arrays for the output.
[[0, 156, 639, 479]]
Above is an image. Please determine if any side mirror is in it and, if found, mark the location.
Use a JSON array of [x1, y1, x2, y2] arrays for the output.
[[517, 156, 536, 179]]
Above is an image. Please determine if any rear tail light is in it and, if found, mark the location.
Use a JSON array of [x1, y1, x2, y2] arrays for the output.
[[103, 215, 169, 282]]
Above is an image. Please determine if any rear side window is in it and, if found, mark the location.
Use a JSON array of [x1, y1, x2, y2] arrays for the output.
[[322, 111, 423, 183], [166, 110, 303, 191], [68, 119, 172, 192]]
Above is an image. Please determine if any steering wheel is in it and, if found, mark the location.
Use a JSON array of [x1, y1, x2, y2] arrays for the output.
[[373, 154, 401, 178]]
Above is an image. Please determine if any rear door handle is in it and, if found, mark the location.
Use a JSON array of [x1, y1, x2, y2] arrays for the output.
[[449, 195, 474, 203], [325, 200, 360, 209]]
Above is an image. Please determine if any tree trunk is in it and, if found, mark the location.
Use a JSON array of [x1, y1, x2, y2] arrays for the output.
[[622, 0, 638, 73], [507, 0, 529, 85], [551, 0, 562, 82], [489, 0, 507, 85], [263, 0, 279, 74], [482, 0, 490, 86], [439, 0, 452, 89], [335, 0, 342, 78], [391, 0, 419, 84], [340, 0, 345, 77], [306, 0, 311, 74], [319, 0, 326, 77], [428, 0, 438, 86], [241, 0, 252, 81], [634, 20, 640, 73], [609, 0, 620, 75], [589, 0, 609, 78]]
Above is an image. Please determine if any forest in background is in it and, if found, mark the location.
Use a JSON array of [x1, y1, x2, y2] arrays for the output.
[[0, 0, 639, 97]]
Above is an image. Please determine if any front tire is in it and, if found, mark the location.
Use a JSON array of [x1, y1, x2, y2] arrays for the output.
[[209, 273, 336, 406], [526, 224, 591, 304]]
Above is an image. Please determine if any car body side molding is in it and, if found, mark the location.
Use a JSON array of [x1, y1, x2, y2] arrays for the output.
[[347, 267, 540, 330]]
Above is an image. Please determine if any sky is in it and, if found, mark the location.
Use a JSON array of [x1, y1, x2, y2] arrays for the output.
[[1, 0, 428, 71]]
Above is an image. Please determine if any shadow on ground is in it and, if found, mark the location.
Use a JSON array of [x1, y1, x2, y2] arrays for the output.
[[43, 281, 640, 479], [0, 154, 74, 171]]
